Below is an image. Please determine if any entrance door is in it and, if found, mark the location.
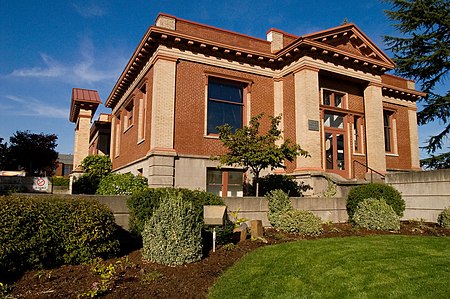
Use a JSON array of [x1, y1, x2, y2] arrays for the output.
[[323, 111, 348, 178]]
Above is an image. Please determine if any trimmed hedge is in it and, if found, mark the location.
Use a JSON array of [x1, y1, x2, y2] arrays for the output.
[[437, 206, 450, 228], [96, 173, 148, 195], [271, 209, 323, 236], [353, 198, 400, 231], [0, 195, 120, 277], [347, 183, 405, 221], [127, 188, 224, 237], [142, 193, 203, 265]]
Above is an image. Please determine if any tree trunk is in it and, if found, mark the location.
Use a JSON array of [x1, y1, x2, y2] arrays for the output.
[[255, 173, 260, 197]]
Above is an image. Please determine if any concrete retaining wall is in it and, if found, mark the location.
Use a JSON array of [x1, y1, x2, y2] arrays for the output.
[[386, 169, 450, 222], [224, 197, 348, 227]]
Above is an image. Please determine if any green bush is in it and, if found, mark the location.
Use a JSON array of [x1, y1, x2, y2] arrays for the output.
[[0, 195, 120, 277], [437, 206, 450, 228], [272, 210, 323, 236], [52, 176, 69, 186], [72, 174, 100, 194], [96, 173, 148, 195], [246, 174, 311, 197], [266, 189, 293, 226], [347, 183, 405, 221], [142, 193, 203, 265], [353, 198, 400, 231], [80, 155, 112, 178], [127, 188, 224, 237]]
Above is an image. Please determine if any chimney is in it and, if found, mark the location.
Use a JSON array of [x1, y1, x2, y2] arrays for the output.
[[267, 29, 284, 53], [155, 14, 176, 30]]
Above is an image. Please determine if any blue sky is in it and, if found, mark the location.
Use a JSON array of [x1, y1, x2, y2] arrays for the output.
[[0, 0, 445, 157]]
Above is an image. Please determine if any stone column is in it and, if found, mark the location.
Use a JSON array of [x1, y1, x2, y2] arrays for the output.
[[363, 82, 386, 173], [274, 79, 286, 174], [293, 66, 322, 171], [408, 108, 420, 169], [148, 55, 177, 187], [73, 108, 92, 170]]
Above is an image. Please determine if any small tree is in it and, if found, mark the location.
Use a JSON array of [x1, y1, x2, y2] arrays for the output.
[[216, 114, 308, 196], [73, 155, 112, 194]]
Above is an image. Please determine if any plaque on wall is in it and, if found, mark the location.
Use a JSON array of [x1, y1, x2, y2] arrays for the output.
[[308, 120, 319, 131]]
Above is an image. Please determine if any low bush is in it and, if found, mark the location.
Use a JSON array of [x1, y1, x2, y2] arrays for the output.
[[353, 198, 400, 231], [266, 189, 293, 227], [72, 174, 100, 194], [0, 195, 120, 278], [246, 174, 311, 197], [96, 173, 148, 195], [127, 188, 224, 237], [437, 206, 450, 228], [272, 210, 323, 236], [347, 183, 405, 221], [142, 193, 203, 265], [52, 176, 69, 186]]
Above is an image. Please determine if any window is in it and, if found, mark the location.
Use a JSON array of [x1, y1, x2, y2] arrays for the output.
[[114, 114, 121, 157], [138, 84, 146, 141], [207, 78, 244, 134], [353, 116, 363, 153], [322, 90, 345, 108], [125, 100, 134, 130], [207, 168, 243, 197], [383, 110, 393, 152]]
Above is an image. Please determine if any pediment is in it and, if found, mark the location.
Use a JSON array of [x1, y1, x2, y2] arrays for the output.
[[303, 24, 394, 67]]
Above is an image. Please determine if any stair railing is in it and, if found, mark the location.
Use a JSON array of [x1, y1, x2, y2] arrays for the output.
[[353, 160, 385, 183]]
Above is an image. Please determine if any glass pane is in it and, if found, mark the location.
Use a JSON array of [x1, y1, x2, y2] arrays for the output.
[[337, 134, 345, 170], [207, 169, 222, 184], [335, 94, 343, 108], [325, 133, 333, 170], [207, 101, 242, 134], [208, 80, 243, 103], [228, 170, 243, 185], [207, 185, 222, 196], [227, 185, 243, 197], [384, 127, 391, 152], [324, 113, 344, 128], [353, 117, 359, 152], [323, 92, 331, 106]]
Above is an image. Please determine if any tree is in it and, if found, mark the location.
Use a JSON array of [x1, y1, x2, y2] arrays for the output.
[[215, 114, 308, 196], [0, 138, 8, 170], [7, 131, 58, 175], [73, 155, 112, 194], [383, 0, 450, 169]]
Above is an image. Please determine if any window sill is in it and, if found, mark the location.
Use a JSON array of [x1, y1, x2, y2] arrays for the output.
[[353, 153, 365, 156], [123, 124, 133, 133], [385, 153, 399, 157], [204, 134, 220, 139], [137, 138, 145, 145]]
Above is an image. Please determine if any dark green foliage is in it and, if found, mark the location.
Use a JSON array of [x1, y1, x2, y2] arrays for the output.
[[266, 189, 293, 223], [246, 174, 311, 197], [353, 198, 400, 231], [52, 176, 69, 186], [2, 130, 58, 175], [96, 173, 148, 195], [437, 206, 450, 228], [215, 113, 308, 196], [127, 188, 224, 237], [73, 155, 112, 194], [347, 183, 405, 221], [384, 0, 450, 168], [420, 153, 450, 170], [0, 195, 119, 278], [142, 194, 203, 265]]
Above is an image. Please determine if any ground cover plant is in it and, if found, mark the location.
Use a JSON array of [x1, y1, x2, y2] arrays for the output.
[[5, 222, 450, 298], [437, 206, 450, 228], [353, 198, 400, 230], [208, 235, 450, 299]]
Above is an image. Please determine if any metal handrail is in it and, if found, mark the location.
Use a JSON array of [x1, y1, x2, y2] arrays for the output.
[[353, 160, 385, 183]]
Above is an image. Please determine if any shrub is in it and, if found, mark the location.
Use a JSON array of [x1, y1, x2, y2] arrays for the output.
[[353, 198, 400, 231], [266, 189, 293, 226], [272, 210, 323, 236], [52, 176, 69, 186], [0, 195, 120, 278], [142, 193, 203, 265], [246, 174, 311, 197], [96, 173, 148, 195], [80, 155, 112, 178], [347, 183, 405, 221], [437, 206, 450, 228], [72, 174, 100, 194], [127, 188, 224, 237]]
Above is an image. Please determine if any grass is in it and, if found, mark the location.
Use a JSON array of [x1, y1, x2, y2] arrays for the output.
[[208, 236, 450, 299]]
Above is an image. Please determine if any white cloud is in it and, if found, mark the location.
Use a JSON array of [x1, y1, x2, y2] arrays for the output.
[[2, 95, 69, 119], [8, 36, 124, 85], [72, 2, 106, 18]]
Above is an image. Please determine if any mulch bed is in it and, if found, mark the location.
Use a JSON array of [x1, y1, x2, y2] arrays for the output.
[[8, 221, 450, 299]]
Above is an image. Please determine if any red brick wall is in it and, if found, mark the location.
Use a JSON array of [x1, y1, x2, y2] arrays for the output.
[[381, 74, 409, 89], [282, 74, 297, 173], [384, 103, 412, 170], [174, 60, 274, 156], [112, 69, 153, 170]]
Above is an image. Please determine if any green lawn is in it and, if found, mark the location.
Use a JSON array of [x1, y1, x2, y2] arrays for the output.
[[208, 236, 450, 299]]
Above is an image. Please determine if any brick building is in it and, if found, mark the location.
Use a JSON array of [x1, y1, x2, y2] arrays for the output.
[[70, 13, 425, 196]]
